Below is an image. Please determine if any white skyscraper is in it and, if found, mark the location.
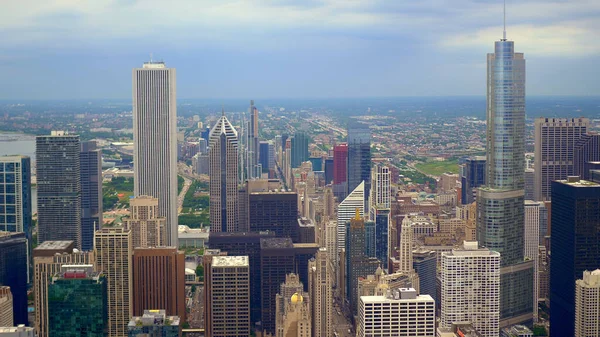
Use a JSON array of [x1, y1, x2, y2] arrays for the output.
[[369, 163, 391, 220], [358, 288, 435, 337], [337, 181, 364, 253], [132, 61, 178, 246], [525, 200, 544, 321], [309, 248, 334, 337], [575, 269, 600, 337], [441, 241, 500, 337], [399, 216, 414, 273]]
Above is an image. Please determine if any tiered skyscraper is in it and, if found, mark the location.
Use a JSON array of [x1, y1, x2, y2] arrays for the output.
[[132, 61, 178, 246], [208, 111, 239, 232], [477, 25, 534, 326]]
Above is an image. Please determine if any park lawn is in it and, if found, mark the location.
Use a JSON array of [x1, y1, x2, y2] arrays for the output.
[[415, 160, 459, 176], [117, 191, 134, 203]]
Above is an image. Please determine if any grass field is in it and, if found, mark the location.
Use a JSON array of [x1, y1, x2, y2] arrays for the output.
[[415, 160, 460, 176]]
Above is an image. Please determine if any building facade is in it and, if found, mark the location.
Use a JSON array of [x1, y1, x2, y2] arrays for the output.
[[291, 132, 309, 169], [132, 61, 178, 246], [80, 141, 103, 251], [574, 133, 600, 180], [308, 248, 333, 337], [127, 310, 180, 337], [123, 196, 167, 248], [0, 286, 13, 327], [0, 156, 32, 244], [461, 156, 486, 205], [337, 181, 364, 254], [575, 269, 600, 337], [347, 122, 371, 200], [0, 232, 27, 326]]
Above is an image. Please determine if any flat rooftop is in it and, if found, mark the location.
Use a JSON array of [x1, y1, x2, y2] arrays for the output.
[[558, 177, 599, 187], [212, 255, 249, 267], [260, 237, 294, 249], [35, 241, 74, 250]]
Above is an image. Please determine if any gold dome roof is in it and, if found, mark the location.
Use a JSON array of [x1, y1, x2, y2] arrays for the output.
[[290, 292, 303, 304]]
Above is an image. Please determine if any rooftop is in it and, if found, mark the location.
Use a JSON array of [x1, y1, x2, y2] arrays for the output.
[[212, 255, 249, 267], [558, 176, 599, 187], [0, 325, 34, 333], [361, 288, 434, 304], [260, 237, 294, 249], [35, 240, 74, 251], [128, 309, 180, 327]]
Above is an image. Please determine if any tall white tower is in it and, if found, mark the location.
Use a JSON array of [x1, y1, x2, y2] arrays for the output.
[[575, 269, 600, 337], [132, 61, 178, 246]]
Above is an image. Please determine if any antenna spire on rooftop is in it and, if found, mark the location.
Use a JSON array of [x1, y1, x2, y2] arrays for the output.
[[221, 105, 225, 117], [502, 0, 507, 41]]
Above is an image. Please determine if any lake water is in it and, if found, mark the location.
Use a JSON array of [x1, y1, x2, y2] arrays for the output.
[[0, 133, 37, 213]]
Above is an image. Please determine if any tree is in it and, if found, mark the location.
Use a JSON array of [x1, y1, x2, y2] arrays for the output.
[[195, 265, 204, 281]]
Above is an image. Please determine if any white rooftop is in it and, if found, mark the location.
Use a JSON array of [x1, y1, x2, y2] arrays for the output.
[[212, 255, 249, 267]]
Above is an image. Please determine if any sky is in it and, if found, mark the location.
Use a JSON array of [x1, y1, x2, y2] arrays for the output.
[[0, 0, 599, 99]]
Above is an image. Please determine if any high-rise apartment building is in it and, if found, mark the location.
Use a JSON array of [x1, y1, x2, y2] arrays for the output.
[[132, 61, 178, 246], [207, 256, 250, 337], [550, 177, 600, 337], [477, 30, 534, 326], [291, 132, 309, 169], [95, 228, 133, 337], [441, 241, 500, 337], [574, 133, 600, 180], [0, 286, 13, 327], [123, 196, 166, 248], [36, 132, 81, 248], [208, 113, 239, 232], [80, 141, 103, 251], [461, 156, 486, 205], [0, 156, 32, 240], [128, 310, 180, 337], [347, 122, 371, 200], [33, 241, 95, 337], [132, 247, 186, 322], [358, 288, 435, 337], [575, 269, 600, 337], [534, 117, 589, 201], [337, 181, 364, 254], [0, 232, 27, 326], [524, 200, 545, 321], [48, 265, 107, 337], [308, 248, 333, 337]]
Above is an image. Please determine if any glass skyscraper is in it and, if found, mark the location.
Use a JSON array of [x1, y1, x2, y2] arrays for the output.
[[291, 131, 309, 169], [477, 33, 534, 326], [347, 122, 371, 203]]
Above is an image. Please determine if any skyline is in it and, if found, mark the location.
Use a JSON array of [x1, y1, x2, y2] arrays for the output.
[[1, 0, 599, 99]]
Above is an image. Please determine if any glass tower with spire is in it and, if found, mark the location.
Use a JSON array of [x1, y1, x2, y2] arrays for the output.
[[476, 18, 534, 327]]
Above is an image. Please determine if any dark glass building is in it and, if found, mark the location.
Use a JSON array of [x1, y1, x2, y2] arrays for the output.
[[550, 177, 600, 337], [375, 210, 389, 270], [0, 231, 28, 325], [413, 249, 437, 302], [36, 132, 82, 248], [324, 157, 334, 185], [259, 141, 270, 173], [291, 132, 309, 168], [461, 156, 486, 205], [248, 191, 298, 241], [364, 221, 376, 258], [48, 265, 107, 336], [574, 133, 600, 180], [347, 123, 371, 200], [80, 141, 103, 251]]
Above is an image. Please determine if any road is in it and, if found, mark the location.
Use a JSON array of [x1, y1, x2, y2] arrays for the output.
[[187, 285, 204, 336], [178, 175, 192, 213], [333, 296, 355, 337]]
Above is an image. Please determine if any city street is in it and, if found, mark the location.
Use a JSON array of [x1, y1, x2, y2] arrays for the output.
[[177, 175, 192, 213]]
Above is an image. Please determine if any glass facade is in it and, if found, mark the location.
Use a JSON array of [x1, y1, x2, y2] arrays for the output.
[[0, 156, 31, 239], [375, 211, 389, 270], [347, 123, 371, 200], [291, 132, 309, 168]]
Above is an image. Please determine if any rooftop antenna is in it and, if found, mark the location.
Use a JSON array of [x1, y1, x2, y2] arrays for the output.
[[502, 0, 507, 41]]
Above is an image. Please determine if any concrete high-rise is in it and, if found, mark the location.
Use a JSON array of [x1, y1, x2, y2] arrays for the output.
[[308, 248, 333, 337], [0, 286, 13, 327], [0, 232, 27, 326], [398, 216, 413, 274], [33, 241, 95, 337], [534, 117, 589, 201], [441, 241, 500, 337], [95, 228, 133, 337], [208, 112, 239, 232], [337, 181, 364, 254], [246, 100, 261, 179], [477, 28, 534, 326], [123, 196, 167, 248], [347, 122, 371, 200], [132, 61, 178, 246], [358, 288, 435, 337], [80, 141, 103, 251], [461, 156, 486, 205], [132, 247, 186, 322], [48, 265, 107, 337], [575, 269, 600, 337], [206, 256, 250, 337], [524, 200, 545, 321], [36, 132, 81, 248], [550, 177, 600, 337]]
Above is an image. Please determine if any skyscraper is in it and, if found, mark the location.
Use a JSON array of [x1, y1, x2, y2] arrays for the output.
[[247, 100, 261, 179], [550, 177, 600, 337], [413, 249, 437, 302], [477, 26, 534, 326], [95, 228, 133, 337], [369, 163, 391, 269], [0, 232, 28, 325], [333, 143, 348, 200], [275, 273, 311, 337], [534, 117, 589, 201], [208, 112, 239, 233], [123, 196, 167, 248], [48, 265, 107, 337], [347, 122, 371, 200], [80, 141, 103, 251], [132, 61, 178, 246], [131, 247, 186, 322], [308, 248, 333, 337], [337, 181, 364, 254], [291, 132, 309, 169], [247, 190, 298, 241], [461, 156, 486, 205], [0, 287, 13, 327], [36, 132, 81, 248], [524, 200, 545, 321], [441, 241, 500, 337], [574, 133, 600, 180], [575, 269, 600, 337]]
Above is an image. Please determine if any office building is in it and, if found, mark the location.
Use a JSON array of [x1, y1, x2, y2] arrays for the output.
[[347, 122, 371, 200], [308, 248, 333, 337], [132, 61, 178, 246], [477, 29, 534, 326], [337, 181, 364, 254], [0, 156, 32, 243], [275, 274, 311, 337], [0, 232, 27, 326], [413, 249, 437, 302], [248, 190, 298, 241], [575, 269, 600, 337], [207, 256, 250, 337], [333, 143, 348, 200], [48, 265, 107, 337], [550, 177, 600, 337], [33, 241, 95, 337], [358, 288, 435, 337], [132, 247, 186, 322], [0, 286, 13, 327], [80, 141, 103, 251], [208, 112, 239, 232], [441, 241, 500, 337], [95, 228, 133, 337], [534, 117, 589, 201], [291, 132, 309, 169], [574, 133, 600, 180], [259, 141, 270, 174], [0, 326, 35, 337], [123, 196, 167, 248], [369, 164, 391, 269], [247, 100, 261, 179], [524, 168, 535, 201], [36, 132, 81, 248], [324, 157, 334, 185], [128, 310, 180, 337], [524, 201, 545, 321]]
